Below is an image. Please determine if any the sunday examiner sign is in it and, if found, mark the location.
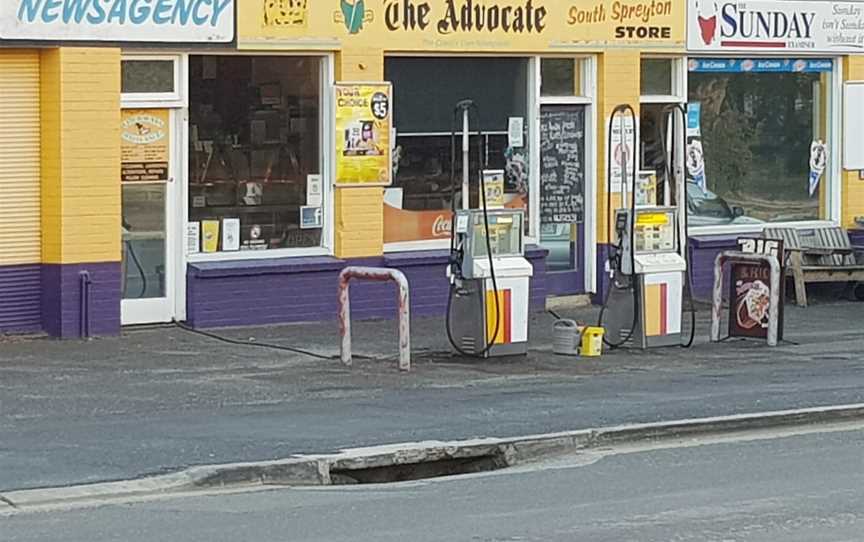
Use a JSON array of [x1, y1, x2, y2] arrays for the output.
[[689, 0, 864, 53], [0, 0, 234, 42]]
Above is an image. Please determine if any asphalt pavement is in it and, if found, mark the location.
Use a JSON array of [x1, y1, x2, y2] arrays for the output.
[[5, 425, 864, 541], [1, 299, 863, 492]]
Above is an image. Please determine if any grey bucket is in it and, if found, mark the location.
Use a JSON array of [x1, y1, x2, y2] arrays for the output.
[[553, 319, 580, 356]]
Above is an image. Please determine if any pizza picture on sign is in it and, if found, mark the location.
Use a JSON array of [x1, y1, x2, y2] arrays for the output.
[[735, 279, 771, 330]]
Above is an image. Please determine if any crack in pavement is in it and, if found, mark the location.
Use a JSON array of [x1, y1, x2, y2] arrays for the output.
[[0, 494, 18, 508]]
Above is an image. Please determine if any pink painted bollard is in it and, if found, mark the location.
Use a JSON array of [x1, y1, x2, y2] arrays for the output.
[[338, 266, 411, 371]]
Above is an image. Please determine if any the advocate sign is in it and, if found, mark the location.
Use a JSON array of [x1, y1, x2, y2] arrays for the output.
[[689, 0, 864, 52], [238, 0, 685, 50], [0, 0, 235, 42]]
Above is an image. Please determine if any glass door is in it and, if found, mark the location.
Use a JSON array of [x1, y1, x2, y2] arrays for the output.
[[539, 103, 587, 294], [121, 107, 179, 325], [536, 57, 595, 296]]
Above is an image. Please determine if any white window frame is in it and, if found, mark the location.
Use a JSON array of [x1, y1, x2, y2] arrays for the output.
[[685, 55, 843, 237], [120, 53, 188, 322], [640, 56, 686, 104], [182, 52, 336, 263], [534, 55, 598, 293], [383, 55, 538, 254], [121, 55, 185, 106]]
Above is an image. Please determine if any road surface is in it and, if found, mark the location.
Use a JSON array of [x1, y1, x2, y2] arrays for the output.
[[5, 425, 864, 541]]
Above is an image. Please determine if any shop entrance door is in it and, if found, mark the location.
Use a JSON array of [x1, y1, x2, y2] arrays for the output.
[[539, 104, 587, 295], [120, 108, 180, 325]]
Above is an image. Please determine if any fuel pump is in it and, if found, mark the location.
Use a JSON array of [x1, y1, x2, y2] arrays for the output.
[[445, 100, 533, 358], [599, 104, 696, 349]]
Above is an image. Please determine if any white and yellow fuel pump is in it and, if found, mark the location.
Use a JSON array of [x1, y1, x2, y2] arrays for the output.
[[600, 104, 696, 349], [445, 100, 532, 358]]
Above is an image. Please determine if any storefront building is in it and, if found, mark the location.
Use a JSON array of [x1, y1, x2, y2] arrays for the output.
[[0, 0, 858, 337], [182, 0, 688, 329], [0, 1, 236, 335]]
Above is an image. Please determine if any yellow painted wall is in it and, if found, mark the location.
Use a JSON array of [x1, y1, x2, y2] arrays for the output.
[[843, 56, 864, 228], [334, 48, 385, 258], [41, 47, 121, 265], [596, 50, 641, 244]]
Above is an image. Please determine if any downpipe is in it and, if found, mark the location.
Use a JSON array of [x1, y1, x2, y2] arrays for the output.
[[79, 270, 92, 339]]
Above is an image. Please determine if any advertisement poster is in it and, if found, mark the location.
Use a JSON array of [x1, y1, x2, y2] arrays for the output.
[[201, 220, 220, 253], [383, 207, 452, 244], [222, 218, 240, 252], [689, 0, 864, 53], [121, 109, 170, 183], [335, 83, 392, 186], [187, 222, 201, 255], [483, 170, 505, 209], [608, 115, 635, 194], [685, 102, 707, 192], [383, 198, 526, 244], [809, 140, 827, 197], [729, 237, 785, 341], [635, 170, 657, 207]]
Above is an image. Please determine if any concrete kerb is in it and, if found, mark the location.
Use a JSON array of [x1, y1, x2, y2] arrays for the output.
[[4, 403, 864, 513]]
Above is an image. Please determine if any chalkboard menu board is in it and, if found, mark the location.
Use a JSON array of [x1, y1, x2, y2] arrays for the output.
[[540, 106, 585, 224]]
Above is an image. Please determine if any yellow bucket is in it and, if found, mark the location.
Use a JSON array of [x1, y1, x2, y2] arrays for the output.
[[580, 327, 605, 357]]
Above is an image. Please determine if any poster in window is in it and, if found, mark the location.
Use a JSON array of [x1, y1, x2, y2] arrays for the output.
[[483, 170, 505, 209], [685, 102, 707, 192], [608, 114, 636, 195], [335, 83, 392, 187], [222, 218, 241, 252], [201, 221, 220, 253], [121, 109, 170, 183]]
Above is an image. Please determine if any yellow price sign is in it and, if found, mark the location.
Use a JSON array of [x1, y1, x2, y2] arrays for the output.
[[636, 212, 670, 226]]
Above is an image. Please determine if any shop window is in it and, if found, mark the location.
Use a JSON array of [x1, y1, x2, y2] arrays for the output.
[[384, 57, 530, 245], [687, 59, 833, 226], [641, 58, 673, 96], [187, 56, 323, 253], [541, 58, 575, 97], [639, 104, 674, 206], [122, 59, 176, 95]]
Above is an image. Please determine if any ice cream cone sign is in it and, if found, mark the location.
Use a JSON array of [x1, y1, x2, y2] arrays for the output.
[[809, 140, 827, 197]]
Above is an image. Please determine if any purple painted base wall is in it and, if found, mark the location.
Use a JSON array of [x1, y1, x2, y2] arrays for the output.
[[850, 229, 864, 247], [42, 263, 121, 338], [0, 264, 42, 333], [182, 228, 864, 330], [688, 235, 740, 301], [2, 231, 858, 336], [186, 247, 548, 329]]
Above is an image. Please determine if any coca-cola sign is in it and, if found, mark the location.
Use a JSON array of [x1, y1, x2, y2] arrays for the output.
[[432, 215, 452, 237], [689, 0, 864, 52]]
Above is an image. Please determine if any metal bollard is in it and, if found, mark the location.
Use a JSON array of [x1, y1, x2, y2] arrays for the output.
[[711, 251, 781, 346], [338, 266, 411, 371]]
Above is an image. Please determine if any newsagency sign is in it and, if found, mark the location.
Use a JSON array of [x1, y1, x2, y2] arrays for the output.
[[689, 0, 864, 52], [0, 0, 235, 42]]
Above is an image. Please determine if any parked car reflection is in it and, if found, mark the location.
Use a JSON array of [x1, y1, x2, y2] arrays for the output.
[[541, 223, 575, 272], [686, 181, 763, 227]]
